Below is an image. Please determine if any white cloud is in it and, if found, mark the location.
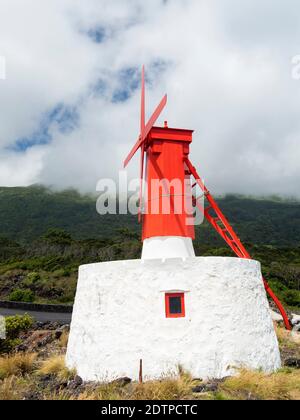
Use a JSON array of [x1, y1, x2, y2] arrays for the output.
[[0, 147, 45, 186], [0, 0, 300, 196]]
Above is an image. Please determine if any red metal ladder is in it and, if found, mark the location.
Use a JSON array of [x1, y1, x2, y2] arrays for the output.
[[185, 157, 292, 330]]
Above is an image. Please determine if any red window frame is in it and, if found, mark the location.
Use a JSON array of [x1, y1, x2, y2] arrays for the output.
[[165, 293, 185, 318]]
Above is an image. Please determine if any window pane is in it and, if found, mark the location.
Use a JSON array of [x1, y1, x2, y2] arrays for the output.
[[169, 296, 182, 314]]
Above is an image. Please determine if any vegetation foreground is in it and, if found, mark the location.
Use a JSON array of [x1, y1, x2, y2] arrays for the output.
[[0, 314, 299, 400]]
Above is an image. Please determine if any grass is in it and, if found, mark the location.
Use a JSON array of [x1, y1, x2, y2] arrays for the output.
[[59, 331, 69, 348], [37, 355, 74, 381], [74, 369, 198, 401], [129, 379, 192, 400], [72, 383, 125, 401], [218, 369, 300, 400], [44, 365, 300, 401], [130, 369, 196, 400], [0, 376, 26, 400], [0, 353, 36, 380], [44, 390, 73, 401]]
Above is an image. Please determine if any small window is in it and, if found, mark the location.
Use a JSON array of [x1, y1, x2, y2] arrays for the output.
[[165, 293, 185, 318]]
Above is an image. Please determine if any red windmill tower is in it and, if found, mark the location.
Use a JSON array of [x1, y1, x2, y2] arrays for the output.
[[124, 67, 291, 330]]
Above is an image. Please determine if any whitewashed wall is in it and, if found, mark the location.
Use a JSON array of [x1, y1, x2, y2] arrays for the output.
[[66, 257, 281, 382]]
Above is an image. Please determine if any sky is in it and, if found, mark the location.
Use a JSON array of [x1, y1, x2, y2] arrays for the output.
[[0, 0, 300, 196]]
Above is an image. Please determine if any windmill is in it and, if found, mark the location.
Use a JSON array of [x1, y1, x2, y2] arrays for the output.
[[66, 66, 284, 382], [124, 66, 291, 330]]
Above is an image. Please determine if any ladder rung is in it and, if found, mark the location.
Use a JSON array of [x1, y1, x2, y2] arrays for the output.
[[213, 218, 224, 226]]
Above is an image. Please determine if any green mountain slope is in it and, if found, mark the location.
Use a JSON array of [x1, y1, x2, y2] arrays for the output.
[[0, 185, 299, 247], [0, 185, 137, 243]]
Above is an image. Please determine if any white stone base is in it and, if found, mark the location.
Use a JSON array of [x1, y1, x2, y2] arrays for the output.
[[66, 257, 281, 382], [142, 236, 195, 260]]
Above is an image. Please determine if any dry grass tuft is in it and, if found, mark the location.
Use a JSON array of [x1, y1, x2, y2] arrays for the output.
[[38, 355, 74, 381], [59, 331, 69, 348], [130, 369, 196, 400], [219, 369, 300, 400], [130, 379, 189, 400], [0, 376, 24, 400], [0, 353, 36, 380]]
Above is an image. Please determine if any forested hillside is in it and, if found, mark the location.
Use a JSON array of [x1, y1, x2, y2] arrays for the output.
[[0, 186, 299, 309], [0, 185, 299, 246]]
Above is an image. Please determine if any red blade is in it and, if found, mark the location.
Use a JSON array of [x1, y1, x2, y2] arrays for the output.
[[141, 66, 145, 133], [123, 94, 167, 168], [124, 134, 143, 168], [142, 94, 167, 141]]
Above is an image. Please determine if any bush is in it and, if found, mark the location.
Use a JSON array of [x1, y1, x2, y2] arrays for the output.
[[8, 289, 35, 303], [43, 257, 69, 272], [22, 272, 40, 287], [282, 290, 300, 308], [0, 314, 34, 353], [43, 229, 72, 246], [53, 268, 71, 278]]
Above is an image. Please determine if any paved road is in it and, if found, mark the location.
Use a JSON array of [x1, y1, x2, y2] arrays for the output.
[[0, 307, 72, 323]]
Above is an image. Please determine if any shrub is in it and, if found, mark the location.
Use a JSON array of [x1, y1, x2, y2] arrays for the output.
[[43, 229, 72, 246], [43, 257, 68, 272], [8, 288, 35, 303], [22, 272, 40, 287], [57, 294, 74, 304], [0, 314, 34, 353], [53, 268, 71, 278], [282, 290, 300, 308]]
